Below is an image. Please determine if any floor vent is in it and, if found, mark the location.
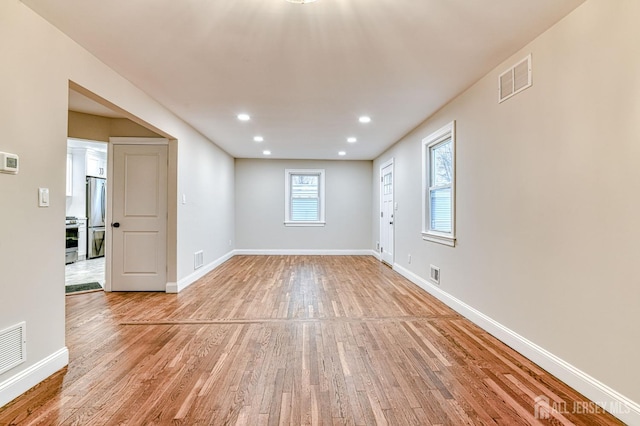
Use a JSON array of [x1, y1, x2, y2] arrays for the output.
[[429, 265, 440, 285], [498, 54, 532, 103], [194, 251, 204, 270], [0, 322, 26, 375]]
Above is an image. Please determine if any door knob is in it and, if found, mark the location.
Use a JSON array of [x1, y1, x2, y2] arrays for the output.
[[389, 221, 393, 225], [112, 222, 120, 228]]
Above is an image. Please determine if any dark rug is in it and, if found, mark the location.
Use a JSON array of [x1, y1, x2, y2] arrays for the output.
[[66, 282, 103, 294]]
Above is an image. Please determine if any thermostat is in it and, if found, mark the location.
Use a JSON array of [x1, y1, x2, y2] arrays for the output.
[[0, 152, 19, 174]]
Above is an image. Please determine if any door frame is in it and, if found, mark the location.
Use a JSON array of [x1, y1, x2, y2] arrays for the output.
[[105, 137, 175, 292], [379, 157, 395, 265]]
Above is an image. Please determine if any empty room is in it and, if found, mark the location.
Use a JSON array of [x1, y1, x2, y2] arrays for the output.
[[0, 0, 638, 424]]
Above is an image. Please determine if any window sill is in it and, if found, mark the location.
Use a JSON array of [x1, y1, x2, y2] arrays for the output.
[[284, 221, 326, 227], [422, 231, 456, 247]]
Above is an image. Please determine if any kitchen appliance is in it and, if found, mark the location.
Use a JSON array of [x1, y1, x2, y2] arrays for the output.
[[65, 216, 79, 264], [87, 176, 106, 259]]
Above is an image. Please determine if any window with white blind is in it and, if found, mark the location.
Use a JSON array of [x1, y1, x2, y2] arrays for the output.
[[285, 169, 326, 226], [422, 121, 456, 246]]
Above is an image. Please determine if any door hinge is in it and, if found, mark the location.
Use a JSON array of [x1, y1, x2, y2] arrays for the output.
[[380, 212, 383, 217]]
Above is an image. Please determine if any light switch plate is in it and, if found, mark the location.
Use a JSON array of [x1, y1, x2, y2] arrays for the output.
[[38, 188, 49, 207]]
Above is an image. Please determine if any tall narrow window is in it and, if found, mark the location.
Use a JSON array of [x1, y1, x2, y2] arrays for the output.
[[422, 121, 456, 246], [285, 169, 325, 226]]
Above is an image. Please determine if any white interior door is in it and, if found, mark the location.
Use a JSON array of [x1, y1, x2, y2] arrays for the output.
[[111, 144, 168, 291], [380, 161, 394, 265]]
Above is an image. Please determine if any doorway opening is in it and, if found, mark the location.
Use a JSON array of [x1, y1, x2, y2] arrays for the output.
[[65, 138, 108, 291], [66, 83, 177, 293], [380, 158, 394, 266]]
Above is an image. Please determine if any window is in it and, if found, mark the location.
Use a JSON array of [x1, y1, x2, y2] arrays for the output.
[[285, 169, 325, 226], [422, 121, 456, 246]]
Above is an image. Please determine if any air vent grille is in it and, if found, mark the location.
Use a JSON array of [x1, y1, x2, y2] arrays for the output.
[[429, 265, 440, 285], [499, 72, 514, 101], [498, 54, 532, 103], [194, 251, 204, 270], [0, 322, 26, 375]]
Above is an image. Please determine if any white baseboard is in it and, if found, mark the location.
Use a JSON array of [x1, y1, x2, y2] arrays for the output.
[[0, 347, 69, 408], [166, 250, 235, 293], [392, 263, 640, 425], [233, 249, 377, 256]]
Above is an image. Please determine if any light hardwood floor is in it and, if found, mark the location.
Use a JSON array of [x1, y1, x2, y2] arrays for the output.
[[0, 256, 623, 425]]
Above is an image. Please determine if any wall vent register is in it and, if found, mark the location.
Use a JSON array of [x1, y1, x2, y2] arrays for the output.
[[498, 54, 532, 103], [429, 265, 441, 285], [0, 322, 26, 375], [194, 250, 204, 270]]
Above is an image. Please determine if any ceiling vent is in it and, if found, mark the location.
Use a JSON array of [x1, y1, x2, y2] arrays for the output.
[[498, 54, 532, 103]]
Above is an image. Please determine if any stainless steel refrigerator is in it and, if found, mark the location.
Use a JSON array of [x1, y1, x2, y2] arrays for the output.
[[87, 176, 106, 259]]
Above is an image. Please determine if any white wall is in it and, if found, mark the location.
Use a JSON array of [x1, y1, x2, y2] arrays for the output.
[[373, 0, 640, 413], [177, 134, 235, 278], [236, 159, 372, 252], [0, 0, 234, 404]]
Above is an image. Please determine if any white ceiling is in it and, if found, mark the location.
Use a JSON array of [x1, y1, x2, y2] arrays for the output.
[[25, 0, 584, 160]]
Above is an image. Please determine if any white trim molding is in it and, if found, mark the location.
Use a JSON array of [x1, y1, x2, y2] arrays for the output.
[[422, 121, 456, 247], [392, 263, 640, 425], [166, 250, 235, 293], [422, 231, 455, 247], [283, 221, 326, 227], [109, 137, 169, 145], [233, 249, 377, 256], [284, 169, 326, 227], [0, 347, 69, 408], [370, 249, 382, 261], [379, 157, 395, 265]]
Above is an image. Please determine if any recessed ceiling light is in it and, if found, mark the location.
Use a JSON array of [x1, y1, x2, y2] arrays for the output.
[[254, 136, 264, 142], [347, 137, 357, 143], [338, 151, 346, 156], [263, 150, 271, 156], [237, 113, 250, 121], [286, 0, 317, 3], [358, 116, 371, 123]]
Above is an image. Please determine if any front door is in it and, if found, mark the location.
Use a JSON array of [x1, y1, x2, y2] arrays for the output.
[[380, 161, 394, 265], [111, 144, 168, 291]]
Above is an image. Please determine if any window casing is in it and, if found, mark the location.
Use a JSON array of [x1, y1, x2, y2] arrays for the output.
[[285, 169, 326, 227], [422, 121, 456, 246]]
